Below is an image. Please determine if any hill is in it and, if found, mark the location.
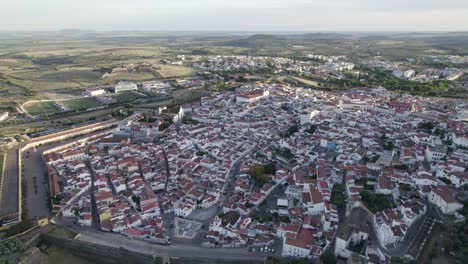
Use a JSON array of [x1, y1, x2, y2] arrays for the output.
[[219, 34, 291, 49]]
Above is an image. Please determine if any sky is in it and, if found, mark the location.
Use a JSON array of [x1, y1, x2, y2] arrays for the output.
[[1, 0, 468, 32]]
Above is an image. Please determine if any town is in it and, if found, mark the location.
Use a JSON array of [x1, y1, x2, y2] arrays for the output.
[[0, 28, 467, 264], [29, 81, 468, 262]]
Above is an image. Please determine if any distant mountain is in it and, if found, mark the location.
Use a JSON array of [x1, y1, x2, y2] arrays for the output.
[[220, 34, 291, 48], [294, 32, 354, 39]]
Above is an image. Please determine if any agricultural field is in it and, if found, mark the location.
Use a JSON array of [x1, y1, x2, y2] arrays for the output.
[[102, 72, 157, 82], [155, 65, 196, 78], [289, 76, 320, 87]]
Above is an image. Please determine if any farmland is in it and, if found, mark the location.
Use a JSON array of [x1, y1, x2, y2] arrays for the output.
[[156, 65, 196, 78]]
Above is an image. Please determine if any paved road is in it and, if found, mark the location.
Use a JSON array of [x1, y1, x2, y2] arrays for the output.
[[0, 147, 19, 219], [77, 229, 270, 261], [85, 160, 102, 230]]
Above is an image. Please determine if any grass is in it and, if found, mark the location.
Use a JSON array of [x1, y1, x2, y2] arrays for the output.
[[102, 72, 156, 82], [35, 245, 94, 264], [40, 69, 102, 82], [8, 77, 83, 92], [289, 76, 320, 87], [61, 97, 104, 111], [25, 245, 94, 264], [46, 226, 78, 239], [112, 91, 144, 103], [25, 101, 61, 116], [155, 65, 196, 78], [109, 48, 161, 57], [171, 87, 210, 103]]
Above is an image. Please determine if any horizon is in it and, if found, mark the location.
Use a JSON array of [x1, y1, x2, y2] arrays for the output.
[[2, 0, 468, 32], [1, 29, 468, 35]]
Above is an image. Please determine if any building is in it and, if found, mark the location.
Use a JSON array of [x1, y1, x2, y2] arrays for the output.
[[0, 111, 8, 122], [286, 185, 302, 200], [393, 69, 415, 79], [282, 238, 312, 258], [425, 145, 447, 162], [452, 132, 468, 148], [115, 81, 138, 93], [428, 186, 463, 215], [84, 87, 106, 97], [236, 89, 269, 103], [374, 209, 408, 248], [335, 206, 373, 258]]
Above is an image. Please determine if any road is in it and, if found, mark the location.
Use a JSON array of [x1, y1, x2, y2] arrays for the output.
[[85, 160, 102, 230], [77, 228, 270, 261]]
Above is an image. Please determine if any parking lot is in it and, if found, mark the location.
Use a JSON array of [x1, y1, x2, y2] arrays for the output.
[[22, 147, 50, 219]]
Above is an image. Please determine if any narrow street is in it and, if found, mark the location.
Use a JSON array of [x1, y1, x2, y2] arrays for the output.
[[85, 160, 101, 230]]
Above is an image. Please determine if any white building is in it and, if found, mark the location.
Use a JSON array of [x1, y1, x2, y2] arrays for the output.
[[374, 209, 408, 248], [428, 186, 463, 215], [236, 89, 269, 103], [84, 87, 106, 97], [282, 238, 311, 258], [452, 133, 468, 148], [115, 81, 138, 93], [174, 200, 196, 217], [335, 206, 373, 258], [285, 185, 302, 200], [0, 111, 8, 122], [393, 69, 415, 79], [425, 145, 446, 162]]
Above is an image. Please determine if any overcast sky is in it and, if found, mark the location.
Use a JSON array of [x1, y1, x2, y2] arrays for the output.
[[2, 0, 468, 32]]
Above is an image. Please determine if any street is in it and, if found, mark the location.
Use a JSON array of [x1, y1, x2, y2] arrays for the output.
[[77, 228, 270, 261]]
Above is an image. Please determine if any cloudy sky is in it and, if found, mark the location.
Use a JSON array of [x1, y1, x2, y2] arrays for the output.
[[2, 0, 468, 32]]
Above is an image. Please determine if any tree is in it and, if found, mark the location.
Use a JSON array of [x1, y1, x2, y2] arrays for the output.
[[306, 124, 318, 134], [360, 190, 391, 213], [321, 249, 337, 264], [286, 124, 299, 137], [251, 164, 266, 187], [331, 184, 345, 210], [418, 121, 435, 131], [383, 141, 394, 150], [264, 162, 276, 175], [158, 117, 173, 131], [131, 195, 141, 207]]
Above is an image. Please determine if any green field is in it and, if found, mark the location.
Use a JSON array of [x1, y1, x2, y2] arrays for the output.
[[61, 97, 104, 111], [25, 101, 61, 116], [112, 91, 145, 103]]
